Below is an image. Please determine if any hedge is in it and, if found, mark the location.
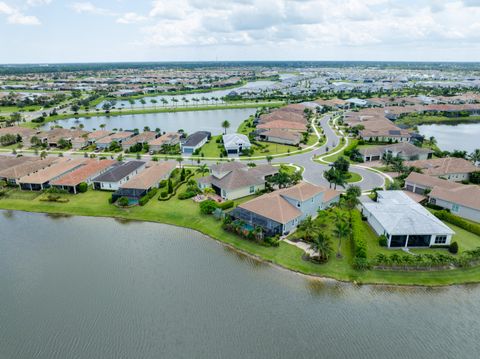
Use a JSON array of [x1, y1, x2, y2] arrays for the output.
[[217, 200, 234, 210], [351, 211, 368, 268], [158, 173, 194, 201], [434, 210, 480, 236]]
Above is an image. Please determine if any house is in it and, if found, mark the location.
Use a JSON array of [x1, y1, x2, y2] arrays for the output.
[[0, 157, 58, 185], [71, 136, 89, 150], [180, 131, 211, 154], [359, 142, 433, 162], [92, 160, 146, 191], [429, 185, 480, 223], [121, 131, 158, 151], [0, 126, 36, 144], [361, 191, 455, 248], [50, 159, 116, 194], [405, 158, 478, 182], [18, 158, 87, 191], [222, 133, 251, 155], [148, 132, 181, 153], [95, 132, 134, 150], [37, 128, 88, 147], [197, 162, 278, 200], [257, 120, 307, 132], [229, 182, 340, 236], [404, 172, 462, 195], [112, 162, 176, 203], [0, 155, 37, 173], [256, 129, 301, 145], [86, 130, 112, 145]]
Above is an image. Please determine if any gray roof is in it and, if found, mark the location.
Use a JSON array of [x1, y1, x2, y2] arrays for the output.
[[92, 161, 145, 183], [200, 164, 278, 191], [182, 131, 211, 147], [210, 161, 247, 173], [362, 191, 454, 235]]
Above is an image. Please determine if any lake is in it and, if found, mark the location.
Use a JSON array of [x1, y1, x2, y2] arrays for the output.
[[418, 123, 480, 153], [97, 80, 276, 109], [1, 211, 480, 358], [42, 108, 257, 135]]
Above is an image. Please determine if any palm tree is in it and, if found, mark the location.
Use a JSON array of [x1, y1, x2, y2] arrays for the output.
[[196, 164, 209, 176], [176, 157, 184, 168], [469, 149, 480, 164], [297, 216, 319, 242], [140, 99, 146, 109], [311, 234, 333, 262], [151, 99, 158, 109], [221, 120, 230, 135], [429, 136, 437, 147], [266, 155, 273, 164], [333, 221, 350, 258]]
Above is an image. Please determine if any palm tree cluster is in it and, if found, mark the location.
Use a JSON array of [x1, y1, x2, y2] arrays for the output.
[[324, 157, 350, 189], [296, 216, 333, 263]]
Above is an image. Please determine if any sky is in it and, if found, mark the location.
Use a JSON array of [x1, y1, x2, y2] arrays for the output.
[[1, 0, 480, 63]]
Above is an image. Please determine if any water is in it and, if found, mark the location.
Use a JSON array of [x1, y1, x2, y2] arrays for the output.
[[42, 108, 256, 135], [97, 80, 275, 109], [418, 123, 480, 153], [1, 211, 480, 359]]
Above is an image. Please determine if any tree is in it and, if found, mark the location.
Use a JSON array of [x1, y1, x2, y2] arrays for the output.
[[333, 157, 349, 173], [429, 136, 437, 146], [311, 233, 333, 262], [297, 216, 319, 242], [469, 149, 480, 164], [266, 155, 273, 164], [40, 151, 47, 159], [176, 156, 184, 168], [57, 138, 71, 149], [9, 112, 22, 126], [196, 164, 209, 176], [200, 199, 218, 215], [333, 221, 350, 258], [221, 120, 230, 135]]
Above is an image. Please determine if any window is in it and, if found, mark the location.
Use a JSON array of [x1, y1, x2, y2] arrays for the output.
[[452, 204, 460, 213], [249, 186, 255, 194], [435, 235, 447, 244]]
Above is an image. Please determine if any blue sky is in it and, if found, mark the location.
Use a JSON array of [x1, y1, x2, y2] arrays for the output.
[[1, 0, 480, 63]]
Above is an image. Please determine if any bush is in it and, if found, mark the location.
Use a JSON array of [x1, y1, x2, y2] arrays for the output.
[[178, 191, 197, 200], [167, 179, 173, 194], [353, 257, 370, 270], [160, 191, 168, 198], [147, 188, 158, 199], [217, 200, 234, 210], [449, 241, 459, 254], [159, 180, 167, 188], [351, 212, 367, 260], [434, 210, 480, 236], [117, 197, 129, 207], [200, 200, 218, 215], [139, 196, 149, 206], [78, 182, 88, 193], [378, 235, 388, 247]]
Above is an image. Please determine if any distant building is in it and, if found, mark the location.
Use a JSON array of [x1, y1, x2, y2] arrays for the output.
[[405, 158, 478, 182], [359, 142, 432, 162]]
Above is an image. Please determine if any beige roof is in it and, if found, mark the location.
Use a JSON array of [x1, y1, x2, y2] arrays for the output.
[[120, 162, 176, 190], [51, 159, 116, 186], [148, 132, 180, 146], [405, 172, 463, 190], [405, 158, 478, 177], [0, 156, 37, 172], [278, 181, 327, 201], [323, 188, 341, 202], [123, 131, 158, 146], [261, 129, 301, 142], [430, 185, 480, 211], [257, 120, 307, 131], [238, 182, 327, 224], [19, 159, 86, 184], [0, 157, 58, 180], [87, 130, 112, 141]]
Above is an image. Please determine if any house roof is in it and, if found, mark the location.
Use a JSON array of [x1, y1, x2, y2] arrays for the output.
[[122, 131, 158, 146], [257, 120, 307, 131], [222, 133, 251, 148], [87, 130, 112, 141], [96, 132, 133, 144], [210, 161, 247, 173], [0, 155, 36, 172], [405, 172, 462, 190], [202, 164, 278, 191], [362, 191, 454, 235], [279, 181, 327, 201], [405, 158, 478, 176], [120, 162, 176, 190], [237, 182, 328, 224], [360, 143, 432, 157], [260, 129, 302, 142], [148, 132, 180, 146], [92, 161, 145, 182], [50, 159, 116, 186], [19, 158, 86, 185], [0, 157, 58, 180], [430, 185, 480, 211], [182, 131, 211, 147]]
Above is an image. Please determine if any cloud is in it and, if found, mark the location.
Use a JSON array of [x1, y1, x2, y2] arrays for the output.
[[26, 0, 52, 6], [0, 1, 41, 25], [117, 12, 147, 24], [71, 2, 110, 15]]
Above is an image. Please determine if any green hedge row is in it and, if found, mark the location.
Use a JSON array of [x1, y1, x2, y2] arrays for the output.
[[158, 172, 194, 201], [434, 210, 480, 237], [351, 212, 368, 269], [139, 188, 158, 206]]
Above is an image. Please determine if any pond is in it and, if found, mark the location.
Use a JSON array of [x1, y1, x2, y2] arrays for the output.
[[97, 80, 276, 109], [418, 123, 480, 153], [0, 211, 479, 358], [42, 108, 257, 135]]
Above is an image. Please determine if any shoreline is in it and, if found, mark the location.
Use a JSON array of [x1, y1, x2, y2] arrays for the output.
[[2, 205, 480, 288]]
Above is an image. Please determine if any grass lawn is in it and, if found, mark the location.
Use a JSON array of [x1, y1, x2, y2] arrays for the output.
[[2, 186, 480, 286], [0, 105, 41, 113], [346, 171, 362, 183], [396, 114, 480, 127]]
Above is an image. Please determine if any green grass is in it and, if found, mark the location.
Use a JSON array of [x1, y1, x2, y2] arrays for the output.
[[2, 187, 480, 286], [0, 105, 41, 113], [346, 172, 362, 183]]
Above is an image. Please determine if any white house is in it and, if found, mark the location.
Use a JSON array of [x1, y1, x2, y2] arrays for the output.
[[92, 161, 146, 191], [361, 191, 455, 248], [223, 133, 251, 155]]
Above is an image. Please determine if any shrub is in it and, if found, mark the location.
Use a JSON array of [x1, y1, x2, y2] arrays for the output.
[[217, 200, 234, 210], [449, 241, 459, 254], [353, 257, 370, 270], [117, 197, 129, 207], [78, 182, 88, 193], [167, 179, 173, 194], [160, 191, 168, 198], [159, 180, 167, 188], [351, 212, 367, 260], [139, 196, 149, 206], [147, 188, 158, 199], [378, 235, 388, 247], [200, 200, 218, 215], [178, 191, 197, 200], [435, 210, 480, 236]]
